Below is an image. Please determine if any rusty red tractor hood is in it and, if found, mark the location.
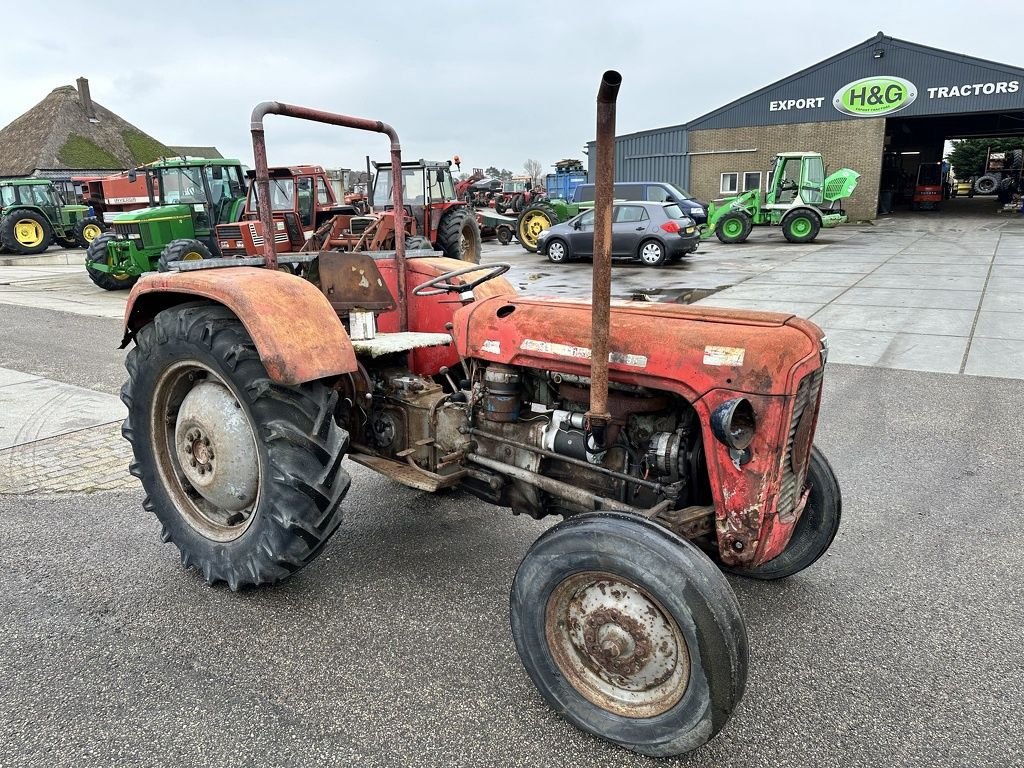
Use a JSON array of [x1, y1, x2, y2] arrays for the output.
[[454, 295, 827, 567]]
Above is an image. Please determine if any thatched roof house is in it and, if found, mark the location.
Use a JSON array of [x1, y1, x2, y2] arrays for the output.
[[0, 78, 220, 182]]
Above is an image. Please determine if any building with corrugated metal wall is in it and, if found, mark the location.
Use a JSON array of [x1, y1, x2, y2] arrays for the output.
[[588, 32, 1024, 221]]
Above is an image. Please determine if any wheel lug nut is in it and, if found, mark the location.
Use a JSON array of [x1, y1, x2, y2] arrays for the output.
[[202, 438, 210, 447], [190, 458, 198, 467]]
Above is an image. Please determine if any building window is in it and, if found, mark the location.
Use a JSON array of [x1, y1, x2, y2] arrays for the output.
[[720, 173, 738, 194], [743, 171, 762, 191]]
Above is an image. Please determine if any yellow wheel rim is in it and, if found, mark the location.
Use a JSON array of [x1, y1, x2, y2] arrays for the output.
[[182, 251, 204, 261], [519, 211, 551, 248], [82, 223, 102, 242], [14, 219, 44, 247], [90, 251, 133, 281]]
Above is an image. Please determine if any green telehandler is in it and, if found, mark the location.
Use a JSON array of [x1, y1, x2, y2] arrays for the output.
[[0, 179, 106, 255], [704, 152, 859, 244], [85, 157, 246, 290]]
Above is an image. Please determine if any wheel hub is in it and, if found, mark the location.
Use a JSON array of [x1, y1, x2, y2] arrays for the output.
[[546, 571, 690, 717], [173, 381, 259, 512]]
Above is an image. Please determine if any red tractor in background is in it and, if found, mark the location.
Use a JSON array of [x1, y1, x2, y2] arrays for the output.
[[912, 162, 946, 210], [75, 169, 154, 222], [217, 160, 481, 263], [116, 79, 841, 758]]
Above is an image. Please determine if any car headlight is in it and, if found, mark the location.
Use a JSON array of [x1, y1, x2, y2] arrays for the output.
[[711, 398, 756, 451]]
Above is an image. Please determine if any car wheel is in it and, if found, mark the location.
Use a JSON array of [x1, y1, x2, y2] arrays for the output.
[[546, 239, 569, 264], [638, 239, 666, 266]]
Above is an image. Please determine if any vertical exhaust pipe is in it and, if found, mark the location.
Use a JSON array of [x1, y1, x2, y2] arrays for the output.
[[586, 70, 622, 453]]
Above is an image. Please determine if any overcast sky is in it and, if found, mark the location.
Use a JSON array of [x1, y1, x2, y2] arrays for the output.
[[3, 1, 1023, 175]]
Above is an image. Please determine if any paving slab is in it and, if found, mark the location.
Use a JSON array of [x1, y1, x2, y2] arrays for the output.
[[972, 311, 1024, 341], [855, 273, 988, 291], [980, 291, 1024, 313], [886, 254, 993, 264], [743, 271, 866, 287], [984, 276, 1024, 294], [834, 287, 982, 311], [770, 261, 877, 274], [706, 283, 848, 303], [990, 264, 1024, 278], [871, 263, 990, 276], [0, 370, 125, 450], [963, 337, 1024, 378], [822, 329, 968, 373], [810, 305, 976, 337]]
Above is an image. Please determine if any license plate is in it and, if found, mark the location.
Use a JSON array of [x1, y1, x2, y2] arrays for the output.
[[685, 227, 695, 234]]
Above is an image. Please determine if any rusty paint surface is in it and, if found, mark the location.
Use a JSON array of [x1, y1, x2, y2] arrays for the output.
[[454, 294, 824, 566], [124, 268, 357, 386]]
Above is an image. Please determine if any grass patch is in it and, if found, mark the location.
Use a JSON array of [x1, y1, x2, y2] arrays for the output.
[[57, 135, 121, 168], [122, 129, 172, 165]]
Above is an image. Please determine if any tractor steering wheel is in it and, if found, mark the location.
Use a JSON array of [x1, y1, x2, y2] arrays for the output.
[[412, 263, 511, 297]]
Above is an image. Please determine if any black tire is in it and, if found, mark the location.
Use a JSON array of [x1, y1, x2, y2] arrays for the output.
[[1009, 149, 1023, 169], [781, 209, 821, 244], [545, 237, 570, 263], [511, 513, 747, 757], [496, 225, 513, 246], [157, 238, 214, 272], [74, 217, 106, 248], [121, 303, 351, 590], [511, 193, 524, 213], [516, 202, 559, 253], [637, 238, 667, 266], [729, 446, 841, 580], [494, 199, 508, 216], [85, 233, 138, 290], [975, 174, 999, 195], [0, 208, 53, 255], [405, 235, 433, 251], [436, 207, 482, 263], [714, 211, 752, 244]]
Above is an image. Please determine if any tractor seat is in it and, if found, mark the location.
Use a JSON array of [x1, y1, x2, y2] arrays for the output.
[[349, 332, 452, 357], [316, 250, 453, 357]]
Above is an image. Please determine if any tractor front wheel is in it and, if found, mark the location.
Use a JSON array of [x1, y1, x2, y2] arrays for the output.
[[121, 303, 351, 589], [74, 217, 107, 248], [85, 233, 138, 291], [436, 208, 482, 263], [781, 210, 821, 244], [517, 203, 559, 253], [511, 513, 748, 757], [0, 209, 53, 255], [728, 446, 841, 580], [715, 212, 752, 244], [158, 238, 214, 272]]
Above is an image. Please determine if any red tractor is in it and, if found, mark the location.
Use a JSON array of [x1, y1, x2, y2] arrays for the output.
[[117, 79, 840, 758], [75, 169, 154, 222]]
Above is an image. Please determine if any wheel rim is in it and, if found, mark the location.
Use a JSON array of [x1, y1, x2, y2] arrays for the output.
[[14, 219, 44, 247], [549, 242, 565, 261], [790, 217, 812, 237], [722, 218, 743, 238], [151, 361, 261, 542], [545, 570, 690, 718], [520, 211, 551, 248], [82, 223, 102, 242], [182, 250, 205, 261], [640, 243, 662, 264]]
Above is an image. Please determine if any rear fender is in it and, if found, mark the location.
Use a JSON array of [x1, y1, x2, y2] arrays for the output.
[[122, 267, 357, 386]]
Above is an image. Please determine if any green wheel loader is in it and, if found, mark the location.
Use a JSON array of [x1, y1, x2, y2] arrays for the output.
[[704, 152, 859, 245]]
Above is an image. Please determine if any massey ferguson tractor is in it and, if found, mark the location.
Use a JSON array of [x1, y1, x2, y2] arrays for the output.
[[117, 74, 841, 758]]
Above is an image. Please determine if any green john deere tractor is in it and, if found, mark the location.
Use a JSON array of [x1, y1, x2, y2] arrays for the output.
[[516, 198, 582, 253], [0, 179, 106, 255], [85, 157, 246, 290], [705, 152, 860, 244]]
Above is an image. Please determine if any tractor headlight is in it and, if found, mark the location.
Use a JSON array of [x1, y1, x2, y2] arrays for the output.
[[710, 398, 756, 451]]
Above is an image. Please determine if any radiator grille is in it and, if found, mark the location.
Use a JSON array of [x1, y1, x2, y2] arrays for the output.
[[777, 368, 823, 519], [349, 216, 375, 235], [218, 225, 243, 240], [112, 222, 141, 238]]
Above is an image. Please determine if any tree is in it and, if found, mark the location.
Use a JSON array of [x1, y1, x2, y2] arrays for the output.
[[524, 158, 543, 186], [485, 166, 501, 179], [948, 138, 1024, 179]]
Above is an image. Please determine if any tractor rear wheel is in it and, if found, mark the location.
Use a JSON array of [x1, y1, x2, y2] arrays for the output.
[[494, 199, 509, 216], [158, 238, 214, 272], [85, 233, 138, 291], [0, 209, 52, 255], [781, 210, 821, 244], [511, 513, 748, 757], [437, 208, 482, 263], [715, 211, 752, 244], [74, 217, 106, 248], [727, 446, 841, 580], [517, 202, 559, 253], [122, 303, 351, 589]]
